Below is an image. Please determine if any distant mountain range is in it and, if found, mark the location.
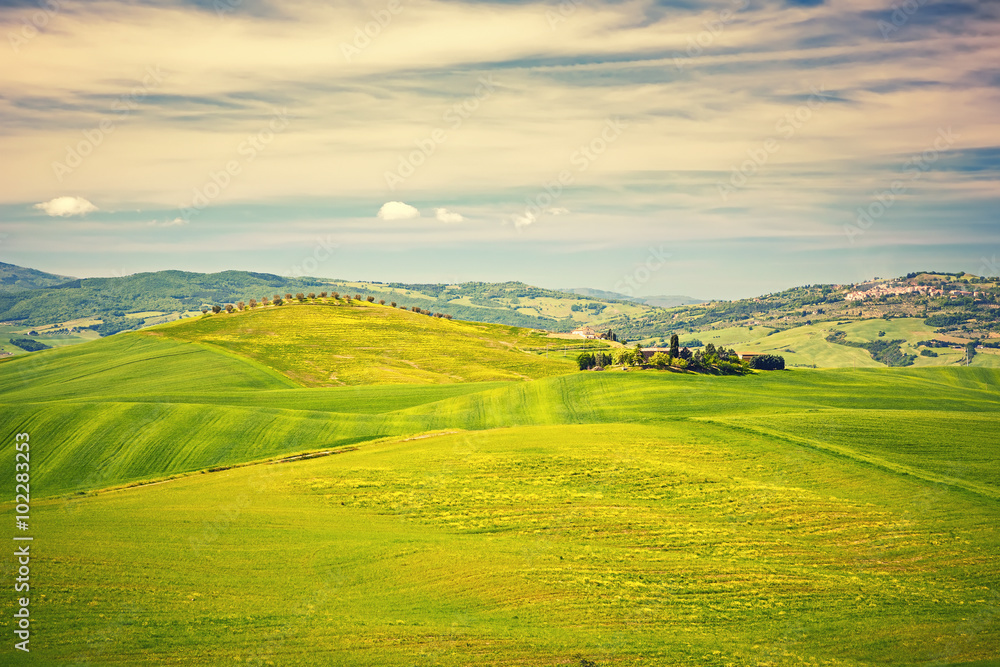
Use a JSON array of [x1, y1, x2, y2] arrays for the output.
[[0, 261, 75, 291], [0, 262, 996, 350], [563, 288, 705, 308]]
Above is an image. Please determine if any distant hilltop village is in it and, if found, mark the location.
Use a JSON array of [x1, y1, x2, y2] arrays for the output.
[[844, 283, 979, 303]]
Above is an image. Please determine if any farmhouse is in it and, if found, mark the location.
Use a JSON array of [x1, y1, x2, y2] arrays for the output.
[[639, 347, 671, 360], [736, 352, 761, 361], [571, 326, 598, 339]]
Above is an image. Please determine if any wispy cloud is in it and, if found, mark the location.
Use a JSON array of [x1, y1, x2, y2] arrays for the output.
[[434, 207, 463, 223]]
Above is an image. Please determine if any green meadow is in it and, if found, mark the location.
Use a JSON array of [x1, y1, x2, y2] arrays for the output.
[[1, 304, 998, 665]]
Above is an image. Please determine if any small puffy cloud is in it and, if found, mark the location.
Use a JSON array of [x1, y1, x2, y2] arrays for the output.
[[34, 196, 97, 217], [377, 201, 420, 220], [434, 207, 464, 223], [545, 207, 570, 215], [512, 210, 536, 229]]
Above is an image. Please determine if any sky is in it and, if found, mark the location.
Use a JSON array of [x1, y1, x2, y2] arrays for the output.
[[0, 0, 998, 300]]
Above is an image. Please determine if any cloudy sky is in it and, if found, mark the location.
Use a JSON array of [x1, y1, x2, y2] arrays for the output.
[[0, 0, 997, 299]]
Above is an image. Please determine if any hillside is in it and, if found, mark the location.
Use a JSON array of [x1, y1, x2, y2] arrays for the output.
[[150, 299, 578, 386], [0, 260, 75, 292], [0, 265, 329, 327], [2, 262, 999, 371]]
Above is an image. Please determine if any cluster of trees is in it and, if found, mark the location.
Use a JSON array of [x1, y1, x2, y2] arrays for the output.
[[576, 351, 613, 370], [748, 354, 785, 370], [570, 302, 606, 314], [576, 335, 780, 375], [7, 337, 51, 352], [95, 314, 137, 336]]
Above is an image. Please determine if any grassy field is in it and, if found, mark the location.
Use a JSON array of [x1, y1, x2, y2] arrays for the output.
[[0, 323, 99, 357], [1, 308, 998, 665], [731, 318, 967, 368]]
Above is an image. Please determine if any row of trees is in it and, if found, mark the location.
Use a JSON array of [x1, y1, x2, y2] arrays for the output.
[[200, 292, 453, 320]]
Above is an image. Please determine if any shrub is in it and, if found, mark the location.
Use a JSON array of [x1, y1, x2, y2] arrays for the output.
[[920, 348, 938, 357], [320, 292, 327, 298], [390, 301, 397, 307], [273, 297, 283, 306], [749, 354, 785, 370], [225, 304, 235, 313], [650, 352, 671, 369], [296, 293, 306, 302], [366, 296, 375, 303], [717, 360, 745, 375], [212, 305, 222, 314]]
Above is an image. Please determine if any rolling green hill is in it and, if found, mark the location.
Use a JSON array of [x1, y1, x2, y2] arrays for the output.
[[150, 300, 577, 386], [2, 359, 999, 664]]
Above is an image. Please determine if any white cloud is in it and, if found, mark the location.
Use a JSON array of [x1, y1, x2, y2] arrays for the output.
[[377, 201, 420, 220], [33, 196, 97, 217], [512, 210, 536, 229], [545, 207, 570, 215], [434, 207, 464, 223]]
